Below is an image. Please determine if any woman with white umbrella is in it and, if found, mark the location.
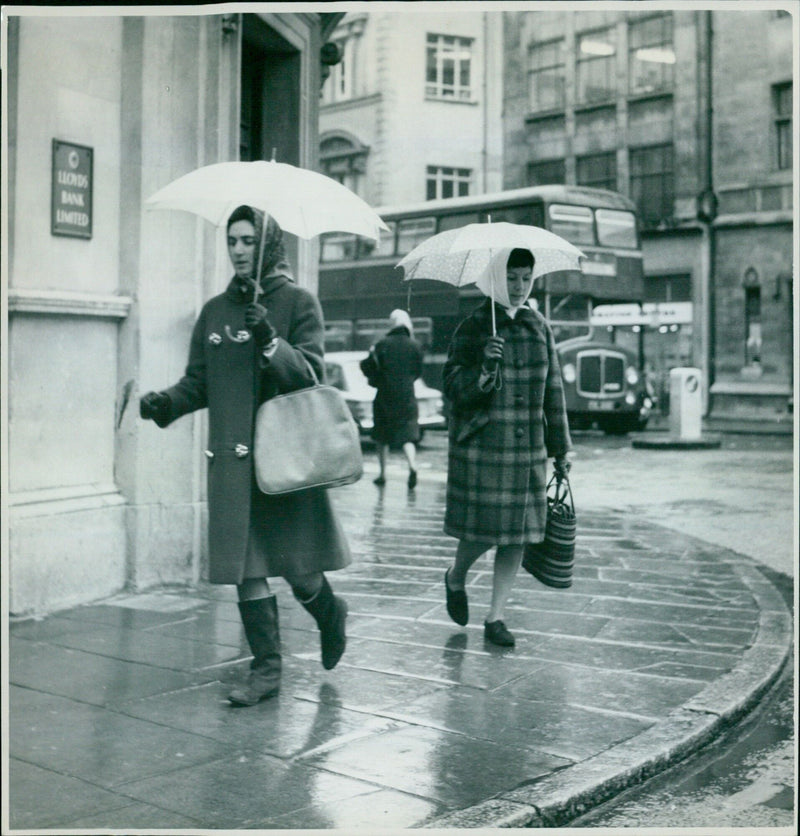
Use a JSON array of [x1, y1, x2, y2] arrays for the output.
[[140, 205, 351, 705], [441, 248, 572, 646]]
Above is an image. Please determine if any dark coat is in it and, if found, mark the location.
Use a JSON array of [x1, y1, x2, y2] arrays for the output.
[[443, 299, 571, 545], [159, 272, 351, 584], [369, 326, 423, 445]]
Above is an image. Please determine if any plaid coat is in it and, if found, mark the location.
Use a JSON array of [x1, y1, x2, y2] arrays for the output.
[[443, 299, 571, 545]]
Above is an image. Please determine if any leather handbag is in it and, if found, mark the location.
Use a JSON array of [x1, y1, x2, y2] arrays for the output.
[[253, 363, 363, 495], [522, 473, 576, 588]]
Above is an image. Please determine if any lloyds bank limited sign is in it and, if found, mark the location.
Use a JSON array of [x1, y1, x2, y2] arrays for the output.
[[51, 139, 93, 239]]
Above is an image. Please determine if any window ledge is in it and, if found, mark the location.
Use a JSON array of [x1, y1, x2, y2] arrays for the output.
[[424, 95, 478, 106], [573, 100, 616, 115], [8, 288, 132, 319], [525, 108, 566, 123], [627, 89, 674, 106]]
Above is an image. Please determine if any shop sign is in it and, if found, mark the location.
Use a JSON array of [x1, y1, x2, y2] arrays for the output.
[[52, 139, 93, 239], [591, 302, 693, 327]]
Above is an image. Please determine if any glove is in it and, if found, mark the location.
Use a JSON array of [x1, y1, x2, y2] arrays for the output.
[[554, 456, 571, 480], [245, 303, 278, 346], [140, 391, 171, 425], [482, 335, 505, 372]]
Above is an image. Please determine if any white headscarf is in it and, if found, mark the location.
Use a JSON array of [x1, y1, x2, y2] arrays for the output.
[[389, 308, 413, 336], [475, 248, 535, 318]]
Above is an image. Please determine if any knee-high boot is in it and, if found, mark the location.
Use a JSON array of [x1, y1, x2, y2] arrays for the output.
[[228, 596, 281, 706], [295, 576, 347, 670]]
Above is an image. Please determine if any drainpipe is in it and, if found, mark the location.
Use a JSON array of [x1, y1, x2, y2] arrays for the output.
[[482, 11, 488, 193], [697, 11, 717, 415]]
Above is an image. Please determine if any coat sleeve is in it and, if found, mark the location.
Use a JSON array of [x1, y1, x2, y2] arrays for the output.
[[160, 309, 209, 424], [542, 320, 572, 457], [259, 288, 324, 391], [443, 317, 494, 412]]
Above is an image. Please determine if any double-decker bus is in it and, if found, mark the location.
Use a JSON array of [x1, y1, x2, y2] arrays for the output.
[[319, 185, 655, 433]]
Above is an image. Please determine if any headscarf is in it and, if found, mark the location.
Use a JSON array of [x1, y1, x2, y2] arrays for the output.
[[227, 205, 292, 291], [475, 248, 535, 318], [389, 308, 413, 336]]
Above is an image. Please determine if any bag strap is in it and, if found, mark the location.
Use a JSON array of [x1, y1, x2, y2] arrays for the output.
[[547, 471, 574, 512]]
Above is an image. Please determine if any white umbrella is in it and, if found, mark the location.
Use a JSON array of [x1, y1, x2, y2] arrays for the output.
[[145, 159, 388, 241], [146, 160, 388, 300], [397, 221, 584, 333]]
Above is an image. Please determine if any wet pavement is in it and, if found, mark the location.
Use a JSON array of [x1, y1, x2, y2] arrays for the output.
[[7, 448, 794, 831]]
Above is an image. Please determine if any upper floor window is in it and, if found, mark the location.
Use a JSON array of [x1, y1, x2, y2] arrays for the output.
[[576, 151, 618, 192], [320, 133, 369, 198], [528, 39, 565, 112], [322, 16, 366, 104], [576, 29, 617, 104], [426, 166, 471, 200], [629, 14, 675, 95], [426, 34, 474, 100], [527, 158, 565, 186], [774, 82, 792, 171], [630, 143, 674, 227]]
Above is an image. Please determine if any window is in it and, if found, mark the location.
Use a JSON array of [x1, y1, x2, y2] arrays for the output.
[[745, 285, 762, 365], [528, 40, 565, 111], [774, 82, 792, 171], [320, 233, 358, 262], [397, 217, 436, 255], [359, 221, 397, 258], [426, 34, 473, 100], [548, 204, 596, 246], [527, 158, 565, 186], [320, 133, 369, 198], [426, 166, 471, 200], [576, 29, 617, 104], [629, 14, 675, 95], [630, 144, 674, 227], [596, 209, 638, 249], [576, 152, 618, 191], [322, 17, 366, 104]]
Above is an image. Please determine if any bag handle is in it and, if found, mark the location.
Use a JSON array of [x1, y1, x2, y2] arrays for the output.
[[547, 471, 574, 512]]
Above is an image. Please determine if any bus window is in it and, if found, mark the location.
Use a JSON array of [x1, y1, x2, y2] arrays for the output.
[[548, 204, 595, 246], [359, 221, 397, 258], [397, 217, 436, 254], [438, 212, 480, 232], [486, 203, 545, 227], [321, 232, 358, 262], [596, 209, 638, 249]]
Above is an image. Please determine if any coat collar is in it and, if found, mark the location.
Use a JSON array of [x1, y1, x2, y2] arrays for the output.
[[473, 297, 541, 334], [224, 270, 292, 303]]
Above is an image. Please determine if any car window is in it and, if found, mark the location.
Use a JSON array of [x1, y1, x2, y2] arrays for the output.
[[325, 362, 347, 390]]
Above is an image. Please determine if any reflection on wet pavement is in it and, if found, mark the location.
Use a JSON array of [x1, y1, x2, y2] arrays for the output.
[[9, 469, 775, 830]]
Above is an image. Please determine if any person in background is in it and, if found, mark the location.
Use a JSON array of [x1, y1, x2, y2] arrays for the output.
[[360, 308, 424, 490], [140, 205, 351, 706], [441, 248, 572, 647]]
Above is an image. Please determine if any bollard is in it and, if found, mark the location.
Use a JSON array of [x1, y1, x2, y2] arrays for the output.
[[669, 367, 703, 440]]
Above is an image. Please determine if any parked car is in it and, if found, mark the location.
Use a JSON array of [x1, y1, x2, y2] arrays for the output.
[[324, 351, 447, 436]]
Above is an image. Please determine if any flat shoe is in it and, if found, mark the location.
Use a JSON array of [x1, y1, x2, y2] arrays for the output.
[[373, 476, 386, 486], [444, 568, 468, 626], [484, 619, 515, 647], [407, 469, 417, 489]]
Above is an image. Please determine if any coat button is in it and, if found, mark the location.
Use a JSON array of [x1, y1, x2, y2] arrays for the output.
[[235, 444, 249, 458], [204, 450, 214, 459], [208, 332, 222, 345], [515, 427, 525, 438]]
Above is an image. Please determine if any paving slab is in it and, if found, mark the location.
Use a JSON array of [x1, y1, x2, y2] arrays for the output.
[[7, 470, 793, 831]]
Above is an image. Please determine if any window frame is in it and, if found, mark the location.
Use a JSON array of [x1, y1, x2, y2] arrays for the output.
[[527, 38, 566, 112], [527, 158, 566, 187], [629, 143, 674, 228], [425, 33, 474, 101], [576, 151, 618, 191], [774, 82, 792, 171], [628, 13, 675, 96], [576, 27, 617, 105], [426, 165, 472, 200]]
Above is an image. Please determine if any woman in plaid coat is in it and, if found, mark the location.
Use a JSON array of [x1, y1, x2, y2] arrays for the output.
[[442, 248, 572, 646]]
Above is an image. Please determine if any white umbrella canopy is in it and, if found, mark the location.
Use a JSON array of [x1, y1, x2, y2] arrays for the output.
[[145, 159, 389, 241], [397, 222, 584, 285]]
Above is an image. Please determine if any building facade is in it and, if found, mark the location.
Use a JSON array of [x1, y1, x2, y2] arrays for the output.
[[4, 10, 343, 615], [318, 9, 504, 207], [503, 8, 794, 419]]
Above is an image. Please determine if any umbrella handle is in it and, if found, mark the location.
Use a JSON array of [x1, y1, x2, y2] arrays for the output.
[[487, 214, 496, 336], [252, 216, 268, 303]]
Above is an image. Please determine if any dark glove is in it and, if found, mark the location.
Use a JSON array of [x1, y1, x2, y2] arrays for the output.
[[554, 456, 571, 480], [245, 303, 278, 346], [140, 391, 171, 425], [482, 335, 505, 372]]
